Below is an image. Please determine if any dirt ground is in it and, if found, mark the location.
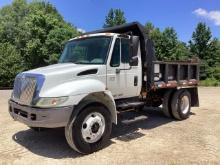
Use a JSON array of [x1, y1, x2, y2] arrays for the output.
[[0, 87, 220, 165]]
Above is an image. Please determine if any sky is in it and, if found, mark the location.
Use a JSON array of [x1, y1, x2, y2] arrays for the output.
[[0, 0, 220, 42]]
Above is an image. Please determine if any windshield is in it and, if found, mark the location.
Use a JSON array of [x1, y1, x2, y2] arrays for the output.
[[59, 36, 112, 64]]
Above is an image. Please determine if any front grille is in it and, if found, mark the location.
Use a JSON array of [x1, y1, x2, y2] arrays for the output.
[[13, 76, 37, 105]]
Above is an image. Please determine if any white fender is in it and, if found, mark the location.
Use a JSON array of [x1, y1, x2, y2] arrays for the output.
[[39, 78, 117, 123], [40, 78, 106, 98]]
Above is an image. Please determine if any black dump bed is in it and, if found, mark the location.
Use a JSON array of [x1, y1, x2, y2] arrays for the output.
[[86, 22, 199, 90]]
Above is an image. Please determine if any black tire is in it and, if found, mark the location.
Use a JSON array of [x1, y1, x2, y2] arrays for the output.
[[152, 101, 162, 107], [171, 89, 191, 120], [162, 90, 173, 118], [65, 104, 112, 154]]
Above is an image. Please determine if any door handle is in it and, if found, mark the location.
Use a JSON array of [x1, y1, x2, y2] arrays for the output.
[[116, 69, 120, 74], [134, 76, 138, 86]]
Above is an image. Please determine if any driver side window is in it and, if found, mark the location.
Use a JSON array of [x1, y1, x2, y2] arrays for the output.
[[110, 38, 120, 67], [121, 38, 130, 64]]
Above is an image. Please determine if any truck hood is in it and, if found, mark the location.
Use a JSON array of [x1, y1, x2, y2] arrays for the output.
[[25, 63, 99, 77], [23, 63, 105, 97], [24, 63, 103, 82]]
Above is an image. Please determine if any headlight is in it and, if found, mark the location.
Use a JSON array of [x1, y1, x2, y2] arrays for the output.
[[36, 97, 68, 107]]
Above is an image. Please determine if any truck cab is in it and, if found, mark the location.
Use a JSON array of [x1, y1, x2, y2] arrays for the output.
[[9, 22, 199, 154], [59, 33, 142, 100]]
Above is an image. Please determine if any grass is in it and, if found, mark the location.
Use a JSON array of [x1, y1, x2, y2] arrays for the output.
[[200, 78, 220, 86]]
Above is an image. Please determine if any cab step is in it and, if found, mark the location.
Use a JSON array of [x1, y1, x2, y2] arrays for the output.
[[116, 101, 145, 111]]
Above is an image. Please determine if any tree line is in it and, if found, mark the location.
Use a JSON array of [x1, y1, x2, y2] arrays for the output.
[[0, 1, 219, 87]]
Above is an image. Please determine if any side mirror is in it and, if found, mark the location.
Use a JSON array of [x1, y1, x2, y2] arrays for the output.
[[129, 56, 138, 66], [129, 35, 139, 66]]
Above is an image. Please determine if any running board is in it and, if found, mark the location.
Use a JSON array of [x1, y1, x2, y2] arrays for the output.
[[116, 101, 145, 111]]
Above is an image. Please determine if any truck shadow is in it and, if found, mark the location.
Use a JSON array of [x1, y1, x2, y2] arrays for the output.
[[111, 107, 173, 141], [12, 107, 186, 159]]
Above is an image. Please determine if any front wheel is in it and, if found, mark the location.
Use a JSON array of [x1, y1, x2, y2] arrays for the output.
[[65, 104, 112, 154]]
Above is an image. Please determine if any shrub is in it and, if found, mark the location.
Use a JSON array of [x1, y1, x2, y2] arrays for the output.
[[200, 78, 220, 86], [0, 43, 24, 87]]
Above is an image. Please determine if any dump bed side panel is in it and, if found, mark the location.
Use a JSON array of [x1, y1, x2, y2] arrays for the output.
[[150, 61, 199, 89]]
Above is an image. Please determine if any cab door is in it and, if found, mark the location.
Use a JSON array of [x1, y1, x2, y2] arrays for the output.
[[107, 37, 140, 99], [106, 38, 124, 99], [121, 37, 141, 98]]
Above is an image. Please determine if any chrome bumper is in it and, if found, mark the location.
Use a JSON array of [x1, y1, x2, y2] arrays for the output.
[[8, 100, 73, 128]]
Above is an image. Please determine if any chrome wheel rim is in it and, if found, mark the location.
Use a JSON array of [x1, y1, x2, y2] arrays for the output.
[[180, 96, 190, 114], [81, 112, 105, 143]]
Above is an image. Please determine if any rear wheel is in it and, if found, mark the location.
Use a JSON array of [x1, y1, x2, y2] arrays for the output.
[[65, 104, 112, 154], [162, 90, 173, 118], [171, 89, 191, 120]]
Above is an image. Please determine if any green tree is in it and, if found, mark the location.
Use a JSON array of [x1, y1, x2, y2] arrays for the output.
[[189, 22, 212, 61], [0, 43, 24, 87], [217, 40, 220, 65], [144, 22, 155, 36], [207, 38, 220, 66], [0, 0, 80, 87], [145, 22, 190, 60], [189, 22, 220, 81], [160, 28, 190, 60], [103, 8, 126, 28]]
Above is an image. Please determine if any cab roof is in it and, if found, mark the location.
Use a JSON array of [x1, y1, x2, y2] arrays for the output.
[[69, 32, 118, 41]]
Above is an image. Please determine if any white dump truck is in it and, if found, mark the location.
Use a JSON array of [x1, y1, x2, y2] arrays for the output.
[[9, 22, 199, 154]]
